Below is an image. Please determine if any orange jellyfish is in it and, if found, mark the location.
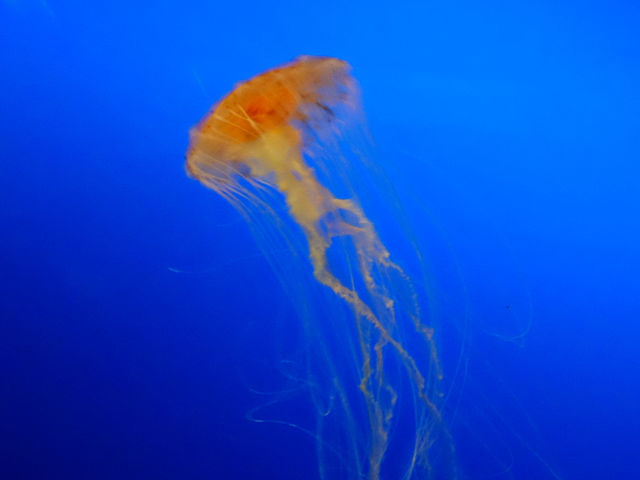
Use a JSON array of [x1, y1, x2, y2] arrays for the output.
[[186, 56, 456, 479]]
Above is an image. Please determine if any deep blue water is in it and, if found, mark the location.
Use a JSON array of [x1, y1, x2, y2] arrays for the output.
[[2, 1, 639, 479]]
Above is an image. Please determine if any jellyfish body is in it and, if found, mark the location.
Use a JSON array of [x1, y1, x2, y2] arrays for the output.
[[187, 56, 455, 479]]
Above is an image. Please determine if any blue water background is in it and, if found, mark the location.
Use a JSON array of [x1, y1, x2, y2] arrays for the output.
[[2, 1, 639, 478]]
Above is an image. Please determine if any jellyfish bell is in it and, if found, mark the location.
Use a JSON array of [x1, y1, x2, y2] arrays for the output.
[[186, 56, 457, 480], [187, 57, 357, 175]]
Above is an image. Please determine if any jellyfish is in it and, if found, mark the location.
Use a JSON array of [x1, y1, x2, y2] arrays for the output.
[[186, 56, 456, 479]]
